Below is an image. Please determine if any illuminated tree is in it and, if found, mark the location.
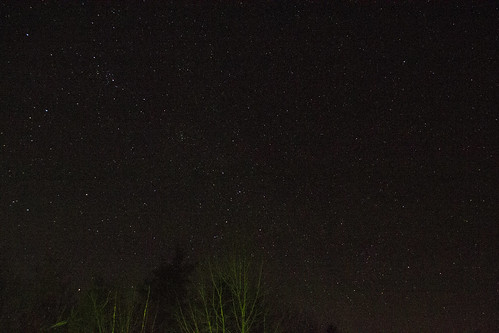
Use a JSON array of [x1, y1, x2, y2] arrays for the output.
[[177, 255, 275, 333]]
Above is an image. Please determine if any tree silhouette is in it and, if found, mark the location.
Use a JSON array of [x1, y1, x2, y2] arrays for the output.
[[142, 245, 195, 332], [326, 323, 340, 333]]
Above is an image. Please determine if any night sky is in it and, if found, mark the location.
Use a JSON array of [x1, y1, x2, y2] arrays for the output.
[[1, 1, 498, 332]]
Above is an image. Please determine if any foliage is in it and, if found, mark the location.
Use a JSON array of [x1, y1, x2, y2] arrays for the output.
[[48, 276, 151, 333], [176, 255, 276, 333], [2, 248, 338, 333], [47, 247, 196, 333]]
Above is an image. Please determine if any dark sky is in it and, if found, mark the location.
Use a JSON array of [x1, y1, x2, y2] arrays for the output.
[[1, 1, 498, 332]]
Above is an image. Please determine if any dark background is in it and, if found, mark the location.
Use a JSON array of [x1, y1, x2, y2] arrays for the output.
[[1, 1, 497, 331]]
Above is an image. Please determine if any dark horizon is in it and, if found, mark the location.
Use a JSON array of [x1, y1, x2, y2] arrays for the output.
[[1, 1, 497, 332]]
